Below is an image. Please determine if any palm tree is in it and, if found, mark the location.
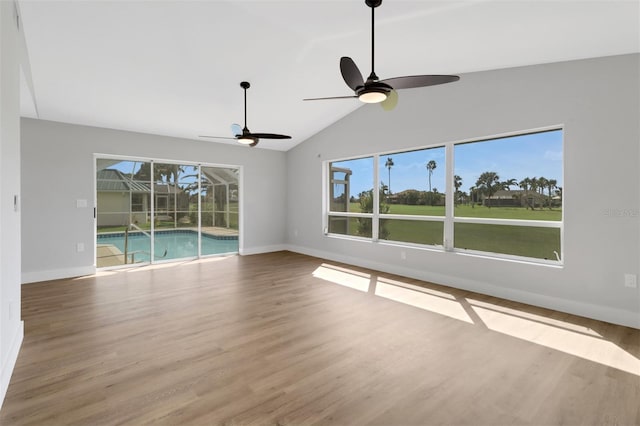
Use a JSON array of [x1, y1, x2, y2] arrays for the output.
[[475, 171, 500, 207], [469, 185, 476, 207], [537, 177, 549, 209], [385, 157, 394, 196], [528, 177, 541, 208], [537, 177, 548, 195], [547, 178, 557, 209], [501, 178, 517, 190], [519, 177, 533, 209], [454, 175, 463, 206], [426, 160, 437, 205]]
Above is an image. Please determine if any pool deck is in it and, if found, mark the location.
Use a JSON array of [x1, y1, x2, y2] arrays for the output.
[[97, 244, 126, 267], [200, 226, 238, 237]]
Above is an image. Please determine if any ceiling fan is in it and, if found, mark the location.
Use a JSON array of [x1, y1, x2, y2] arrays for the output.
[[304, 0, 460, 110], [200, 81, 291, 147]]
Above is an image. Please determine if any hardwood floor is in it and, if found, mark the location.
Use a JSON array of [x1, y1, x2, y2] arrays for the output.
[[2, 251, 639, 425]]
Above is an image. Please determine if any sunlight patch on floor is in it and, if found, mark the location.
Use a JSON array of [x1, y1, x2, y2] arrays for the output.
[[311, 262, 640, 376], [375, 278, 474, 324], [467, 298, 603, 337], [312, 264, 371, 292], [469, 302, 640, 376]]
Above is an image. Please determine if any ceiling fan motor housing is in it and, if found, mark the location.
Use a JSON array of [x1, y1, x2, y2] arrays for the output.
[[365, 0, 382, 8]]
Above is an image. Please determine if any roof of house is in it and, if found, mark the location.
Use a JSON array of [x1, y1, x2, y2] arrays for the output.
[[97, 169, 189, 195], [96, 169, 150, 193]]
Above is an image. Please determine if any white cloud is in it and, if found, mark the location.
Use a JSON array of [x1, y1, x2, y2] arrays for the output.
[[544, 150, 562, 161]]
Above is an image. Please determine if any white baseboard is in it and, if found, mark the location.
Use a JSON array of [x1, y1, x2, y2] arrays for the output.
[[21, 248, 288, 282], [240, 244, 287, 256], [286, 244, 640, 329], [22, 265, 96, 284], [0, 321, 24, 410]]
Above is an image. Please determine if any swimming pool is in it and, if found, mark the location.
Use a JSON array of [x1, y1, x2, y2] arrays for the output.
[[97, 230, 238, 263]]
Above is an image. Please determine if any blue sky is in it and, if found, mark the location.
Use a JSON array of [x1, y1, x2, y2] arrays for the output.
[[332, 129, 563, 196]]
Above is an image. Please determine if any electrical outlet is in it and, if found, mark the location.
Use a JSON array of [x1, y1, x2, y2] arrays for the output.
[[400, 251, 406, 260], [624, 274, 637, 288], [77, 243, 85, 252], [8, 300, 13, 320]]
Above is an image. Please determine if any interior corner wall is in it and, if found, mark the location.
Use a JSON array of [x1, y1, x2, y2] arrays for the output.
[[285, 54, 640, 328], [0, 0, 25, 409], [20, 119, 287, 283]]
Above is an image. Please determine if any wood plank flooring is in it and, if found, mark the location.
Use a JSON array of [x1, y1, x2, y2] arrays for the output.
[[2, 251, 639, 425]]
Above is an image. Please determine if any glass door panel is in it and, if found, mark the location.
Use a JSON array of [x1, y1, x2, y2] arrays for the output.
[[200, 166, 239, 256], [153, 163, 197, 260], [96, 159, 152, 267]]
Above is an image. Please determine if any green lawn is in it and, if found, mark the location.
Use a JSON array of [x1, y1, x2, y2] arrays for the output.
[[454, 223, 560, 260], [349, 203, 561, 221], [337, 203, 562, 260], [383, 219, 444, 246]]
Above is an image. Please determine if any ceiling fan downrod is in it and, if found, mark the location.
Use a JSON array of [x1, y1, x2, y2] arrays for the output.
[[366, 0, 382, 82], [240, 81, 250, 130]]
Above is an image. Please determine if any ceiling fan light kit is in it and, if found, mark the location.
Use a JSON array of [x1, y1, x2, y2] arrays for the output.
[[237, 137, 257, 145], [358, 89, 388, 103]]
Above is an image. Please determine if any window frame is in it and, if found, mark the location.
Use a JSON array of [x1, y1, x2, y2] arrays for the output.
[[323, 126, 564, 266]]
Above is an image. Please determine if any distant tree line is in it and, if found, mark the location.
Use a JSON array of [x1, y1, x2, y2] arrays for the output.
[[380, 156, 561, 210], [467, 172, 561, 209]]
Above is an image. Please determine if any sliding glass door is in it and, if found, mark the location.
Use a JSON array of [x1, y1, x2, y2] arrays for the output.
[[96, 157, 239, 268]]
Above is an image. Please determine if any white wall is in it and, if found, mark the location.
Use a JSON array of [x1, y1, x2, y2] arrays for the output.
[[286, 54, 640, 328], [21, 119, 287, 283], [0, 0, 25, 408]]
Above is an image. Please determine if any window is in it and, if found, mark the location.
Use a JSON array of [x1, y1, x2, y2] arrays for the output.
[[454, 130, 563, 260], [327, 157, 374, 238], [131, 194, 145, 212], [324, 128, 563, 263], [378, 147, 446, 247]]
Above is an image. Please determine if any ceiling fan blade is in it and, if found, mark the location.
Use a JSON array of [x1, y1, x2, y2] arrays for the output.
[[303, 95, 358, 101], [231, 123, 242, 137], [381, 90, 398, 111], [381, 75, 460, 90], [199, 135, 238, 140], [340, 57, 364, 91], [249, 133, 291, 140]]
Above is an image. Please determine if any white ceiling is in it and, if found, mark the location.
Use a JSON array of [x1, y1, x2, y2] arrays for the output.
[[18, 0, 640, 151]]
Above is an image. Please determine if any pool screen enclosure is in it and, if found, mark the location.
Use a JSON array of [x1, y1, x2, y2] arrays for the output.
[[96, 158, 240, 268]]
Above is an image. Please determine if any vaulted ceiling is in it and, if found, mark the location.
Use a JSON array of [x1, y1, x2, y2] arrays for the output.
[[18, 0, 639, 151]]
